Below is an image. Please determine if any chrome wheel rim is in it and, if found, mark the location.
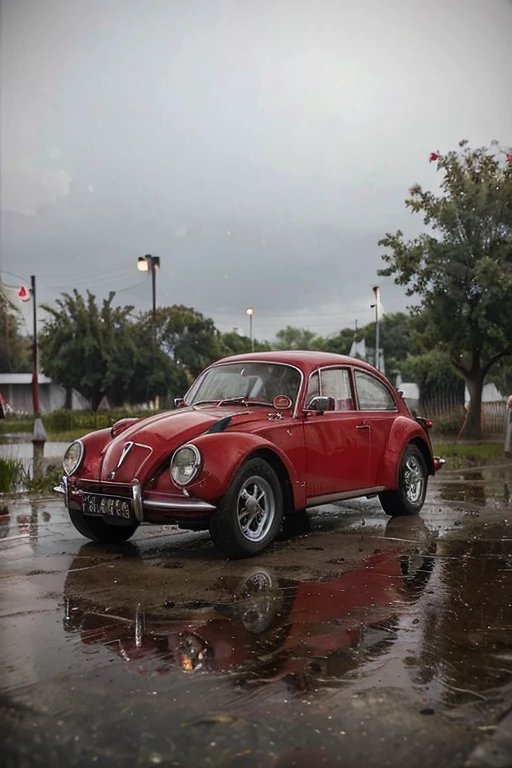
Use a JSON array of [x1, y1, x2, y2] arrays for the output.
[[237, 569, 277, 633], [403, 455, 425, 504], [237, 476, 275, 543]]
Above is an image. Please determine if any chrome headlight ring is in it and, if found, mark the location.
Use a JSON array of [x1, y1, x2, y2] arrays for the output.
[[170, 444, 202, 486], [63, 440, 85, 476]]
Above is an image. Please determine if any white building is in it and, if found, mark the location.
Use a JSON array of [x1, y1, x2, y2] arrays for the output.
[[0, 373, 91, 414]]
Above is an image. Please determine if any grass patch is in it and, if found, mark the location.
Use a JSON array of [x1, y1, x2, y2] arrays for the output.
[[0, 458, 24, 493], [432, 440, 508, 470], [24, 463, 63, 494], [0, 409, 160, 441]]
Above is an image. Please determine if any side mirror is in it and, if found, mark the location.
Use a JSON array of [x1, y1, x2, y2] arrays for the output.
[[305, 396, 335, 413], [173, 397, 185, 409]]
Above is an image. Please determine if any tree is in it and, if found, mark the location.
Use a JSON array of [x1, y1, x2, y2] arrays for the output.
[[218, 331, 271, 356], [273, 326, 319, 350], [315, 328, 354, 356], [399, 349, 465, 413], [155, 305, 223, 378], [0, 292, 30, 373], [378, 140, 512, 439], [40, 290, 139, 409], [130, 313, 191, 405]]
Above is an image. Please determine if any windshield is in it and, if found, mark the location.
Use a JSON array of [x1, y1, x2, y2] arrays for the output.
[[185, 362, 301, 407]]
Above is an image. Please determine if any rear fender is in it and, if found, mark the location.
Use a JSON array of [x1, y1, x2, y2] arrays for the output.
[[186, 432, 304, 509], [375, 418, 434, 488]]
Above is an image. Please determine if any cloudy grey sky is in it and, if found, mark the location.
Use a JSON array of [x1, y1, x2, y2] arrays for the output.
[[1, 0, 511, 340]]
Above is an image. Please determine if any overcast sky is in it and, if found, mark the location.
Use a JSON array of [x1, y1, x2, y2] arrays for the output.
[[1, 0, 511, 341]]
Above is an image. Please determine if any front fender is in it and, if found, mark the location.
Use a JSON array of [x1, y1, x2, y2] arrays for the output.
[[375, 419, 434, 488], [186, 432, 304, 508]]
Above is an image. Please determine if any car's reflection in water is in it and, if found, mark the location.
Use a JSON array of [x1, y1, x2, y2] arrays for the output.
[[63, 516, 436, 692]]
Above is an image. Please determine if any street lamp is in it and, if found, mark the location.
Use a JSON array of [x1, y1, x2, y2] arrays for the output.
[[246, 307, 255, 351], [370, 285, 381, 370], [137, 254, 160, 320]]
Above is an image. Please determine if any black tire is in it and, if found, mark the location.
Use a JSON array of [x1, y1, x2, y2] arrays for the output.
[[378, 444, 428, 517], [209, 458, 283, 559], [69, 508, 139, 544]]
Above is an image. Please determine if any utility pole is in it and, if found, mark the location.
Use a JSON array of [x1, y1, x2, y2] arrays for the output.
[[30, 275, 48, 480], [371, 285, 381, 371]]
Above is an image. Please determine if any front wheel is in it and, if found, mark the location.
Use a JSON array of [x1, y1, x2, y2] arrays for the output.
[[209, 458, 283, 559], [379, 444, 428, 517], [69, 508, 139, 544]]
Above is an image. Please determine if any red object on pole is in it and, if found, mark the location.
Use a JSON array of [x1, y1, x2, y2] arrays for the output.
[[18, 285, 31, 302]]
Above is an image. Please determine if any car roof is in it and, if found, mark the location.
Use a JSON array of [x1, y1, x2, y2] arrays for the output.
[[214, 350, 383, 377]]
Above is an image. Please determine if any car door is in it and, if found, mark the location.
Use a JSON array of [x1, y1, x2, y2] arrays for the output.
[[353, 369, 398, 486], [303, 367, 371, 501]]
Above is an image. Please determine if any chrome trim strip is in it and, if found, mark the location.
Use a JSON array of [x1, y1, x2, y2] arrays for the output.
[[143, 498, 215, 512], [64, 439, 85, 477], [306, 486, 386, 506], [131, 481, 144, 522]]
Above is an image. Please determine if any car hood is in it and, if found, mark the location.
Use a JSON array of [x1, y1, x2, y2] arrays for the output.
[[99, 405, 268, 483]]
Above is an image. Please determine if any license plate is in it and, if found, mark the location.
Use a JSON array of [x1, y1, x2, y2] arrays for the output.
[[83, 494, 132, 520]]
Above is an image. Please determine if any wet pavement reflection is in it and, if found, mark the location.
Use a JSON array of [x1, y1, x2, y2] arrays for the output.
[[1, 467, 512, 767]]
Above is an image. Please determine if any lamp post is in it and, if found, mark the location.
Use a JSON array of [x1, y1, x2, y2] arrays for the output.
[[246, 307, 255, 351], [137, 254, 160, 321], [371, 285, 381, 370]]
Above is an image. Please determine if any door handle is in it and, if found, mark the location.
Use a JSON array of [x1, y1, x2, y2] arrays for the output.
[[356, 424, 370, 430]]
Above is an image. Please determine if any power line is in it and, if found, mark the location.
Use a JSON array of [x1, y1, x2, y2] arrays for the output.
[[202, 308, 375, 319]]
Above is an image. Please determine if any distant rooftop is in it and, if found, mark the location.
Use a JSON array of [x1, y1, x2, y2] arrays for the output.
[[0, 373, 53, 385]]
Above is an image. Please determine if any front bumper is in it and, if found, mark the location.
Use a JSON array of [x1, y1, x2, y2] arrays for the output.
[[54, 476, 215, 523]]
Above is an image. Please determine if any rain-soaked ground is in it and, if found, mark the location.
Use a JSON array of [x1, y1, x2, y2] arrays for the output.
[[1, 465, 512, 768]]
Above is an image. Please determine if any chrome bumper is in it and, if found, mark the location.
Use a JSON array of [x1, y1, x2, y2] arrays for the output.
[[53, 477, 214, 522], [433, 456, 446, 472]]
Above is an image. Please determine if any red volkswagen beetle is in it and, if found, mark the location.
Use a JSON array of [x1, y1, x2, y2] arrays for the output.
[[55, 351, 444, 558]]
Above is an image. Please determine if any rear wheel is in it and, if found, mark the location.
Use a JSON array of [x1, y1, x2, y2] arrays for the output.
[[69, 508, 139, 544], [379, 444, 428, 517], [209, 458, 283, 559]]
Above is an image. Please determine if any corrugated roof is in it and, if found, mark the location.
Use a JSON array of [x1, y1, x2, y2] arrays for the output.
[[0, 373, 53, 385]]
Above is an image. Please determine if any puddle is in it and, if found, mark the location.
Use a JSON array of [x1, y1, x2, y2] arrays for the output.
[[57, 514, 512, 710], [1, 479, 512, 768]]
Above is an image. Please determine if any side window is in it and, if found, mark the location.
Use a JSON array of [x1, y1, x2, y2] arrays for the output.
[[355, 371, 396, 411], [320, 368, 354, 411], [306, 372, 320, 405]]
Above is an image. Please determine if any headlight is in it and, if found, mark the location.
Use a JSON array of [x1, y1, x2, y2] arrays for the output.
[[170, 445, 201, 486], [63, 440, 84, 476]]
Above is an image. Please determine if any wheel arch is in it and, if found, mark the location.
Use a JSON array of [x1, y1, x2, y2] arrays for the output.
[[187, 432, 304, 509], [247, 447, 295, 517], [409, 437, 435, 476], [376, 419, 435, 488]]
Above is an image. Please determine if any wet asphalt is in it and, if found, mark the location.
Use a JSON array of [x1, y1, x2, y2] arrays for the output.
[[1, 465, 511, 768]]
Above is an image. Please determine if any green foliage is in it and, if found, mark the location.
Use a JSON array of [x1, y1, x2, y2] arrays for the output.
[[42, 408, 159, 434], [273, 326, 319, 350], [0, 292, 31, 373], [430, 409, 466, 436], [39, 291, 189, 409], [398, 349, 465, 409], [219, 332, 271, 356], [155, 305, 223, 378], [24, 462, 63, 494], [39, 290, 136, 409], [378, 140, 512, 439], [317, 328, 355, 356], [431, 441, 507, 469], [0, 457, 23, 493]]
